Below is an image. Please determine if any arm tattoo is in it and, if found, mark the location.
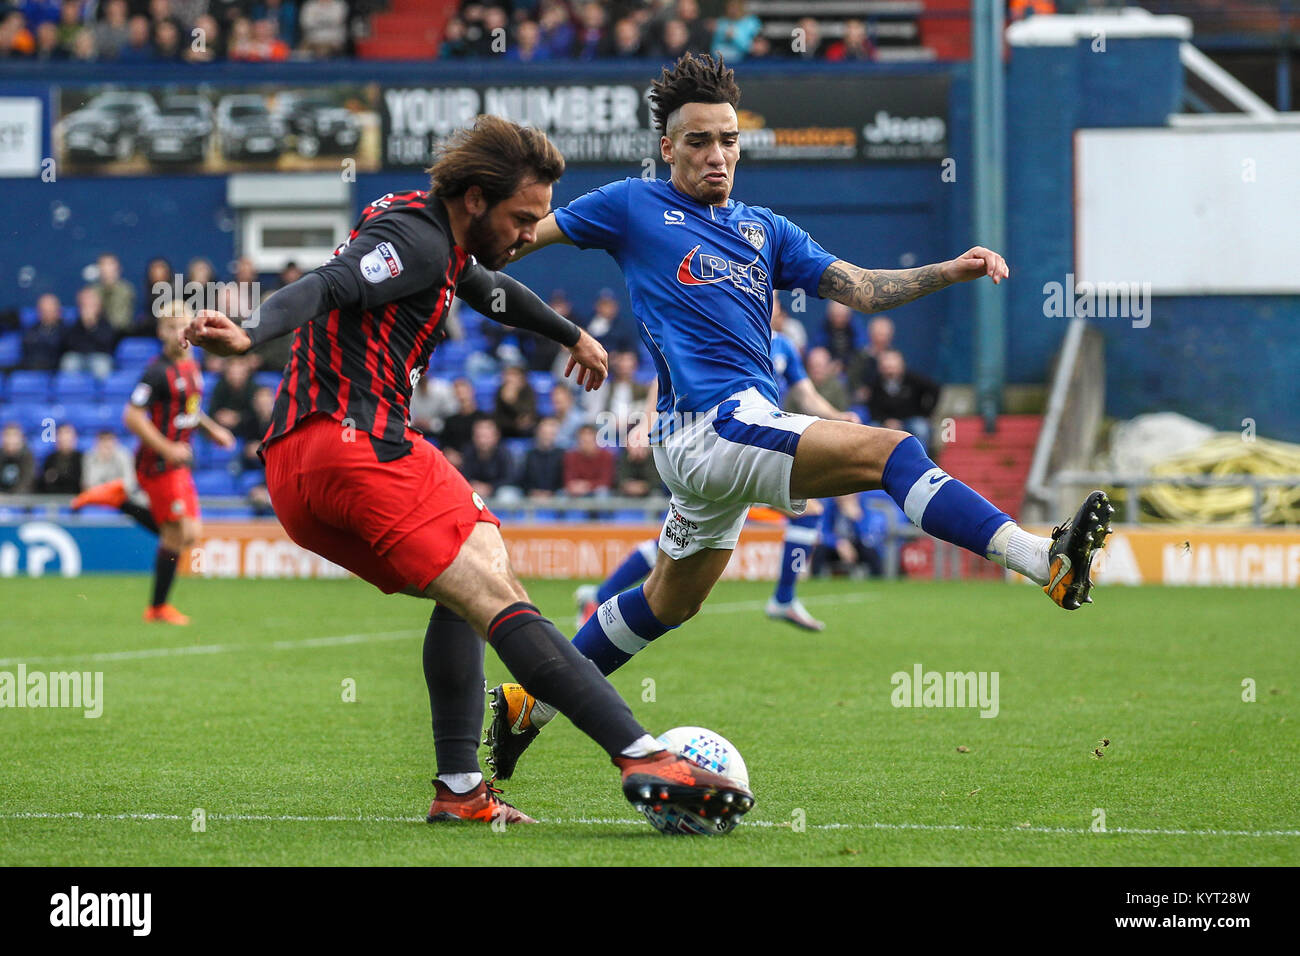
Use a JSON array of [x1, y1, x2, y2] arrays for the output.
[[816, 260, 948, 314]]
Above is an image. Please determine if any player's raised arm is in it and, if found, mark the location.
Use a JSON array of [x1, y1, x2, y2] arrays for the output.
[[816, 247, 1010, 315], [182, 274, 334, 356], [510, 212, 574, 260]]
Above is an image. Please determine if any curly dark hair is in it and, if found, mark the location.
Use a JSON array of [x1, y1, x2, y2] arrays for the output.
[[649, 53, 741, 135], [426, 114, 565, 205]]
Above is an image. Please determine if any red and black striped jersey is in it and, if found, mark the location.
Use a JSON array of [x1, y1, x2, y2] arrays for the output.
[[130, 356, 203, 475], [262, 190, 469, 451]]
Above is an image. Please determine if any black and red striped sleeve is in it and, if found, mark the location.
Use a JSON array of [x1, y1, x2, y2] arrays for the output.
[[314, 208, 450, 313]]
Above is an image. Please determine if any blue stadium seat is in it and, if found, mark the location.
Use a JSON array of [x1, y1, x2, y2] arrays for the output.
[[0, 333, 20, 370], [235, 470, 266, 494], [253, 371, 282, 391], [528, 372, 554, 396], [52, 371, 98, 401], [193, 470, 235, 497], [6, 370, 51, 402], [502, 437, 531, 460], [61, 306, 76, 322], [20, 403, 62, 431], [61, 402, 117, 434], [206, 443, 238, 469], [114, 337, 161, 366], [18, 307, 37, 328], [474, 374, 500, 410], [101, 370, 138, 401]]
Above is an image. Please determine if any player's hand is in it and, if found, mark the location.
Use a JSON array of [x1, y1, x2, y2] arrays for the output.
[[162, 441, 193, 467], [183, 310, 252, 356], [564, 328, 608, 392], [210, 425, 237, 450], [941, 247, 1009, 285], [838, 410, 861, 424]]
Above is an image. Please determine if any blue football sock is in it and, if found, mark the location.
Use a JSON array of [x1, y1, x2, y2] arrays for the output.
[[880, 436, 1011, 556], [572, 584, 673, 675], [596, 539, 657, 604], [774, 510, 820, 604]]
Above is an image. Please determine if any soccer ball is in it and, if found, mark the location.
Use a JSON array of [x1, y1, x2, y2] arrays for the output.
[[640, 726, 751, 836]]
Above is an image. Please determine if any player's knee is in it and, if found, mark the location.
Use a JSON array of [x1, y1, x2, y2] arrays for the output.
[[857, 426, 908, 483]]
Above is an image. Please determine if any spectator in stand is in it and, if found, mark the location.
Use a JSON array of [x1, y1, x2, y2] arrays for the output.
[[184, 13, 222, 61], [69, 24, 97, 59], [33, 19, 65, 59], [93, 252, 136, 335], [712, 0, 759, 63], [299, 0, 348, 57], [143, 256, 173, 315], [439, 377, 487, 467], [153, 16, 183, 59], [493, 363, 538, 439], [550, 382, 586, 449], [848, 314, 895, 404], [0, 422, 36, 493], [171, 0, 208, 32], [805, 346, 850, 412], [1, 10, 37, 58], [37, 423, 81, 493], [585, 349, 647, 432], [770, 293, 808, 355], [60, 287, 115, 378], [866, 349, 940, 449], [208, 355, 258, 435], [238, 384, 276, 471], [825, 18, 875, 61], [746, 31, 770, 59], [537, 0, 574, 58], [117, 14, 156, 61], [457, 2, 489, 55], [673, 0, 710, 52], [440, 16, 471, 58], [53, 0, 81, 49], [610, 15, 644, 57], [409, 373, 458, 437], [574, 1, 609, 59], [22, 293, 65, 371], [790, 15, 823, 59], [584, 288, 638, 354], [505, 16, 548, 62], [520, 415, 565, 498], [477, 4, 507, 54], [81, 429, 134, 492], [460, 417, 516, 499], [563, 423, 614, 497], [91, 0, 129, 57], [655, 17, 690, 60], [616, 439, 660, 498], [255, 0, 299, 48], [818, 300, 864, 365]]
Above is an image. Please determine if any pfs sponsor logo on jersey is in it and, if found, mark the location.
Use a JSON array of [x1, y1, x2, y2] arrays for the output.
[[360, 241, 404, 284], [173, 393, 201, 430], [675, 244, 769, 304], [737, 221, 765, 251]]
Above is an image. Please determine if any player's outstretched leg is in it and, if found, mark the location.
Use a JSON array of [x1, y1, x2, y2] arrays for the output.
[[573, 538, 657, 627], [766, 510, 824, 631], [423, 602, 536, 824], [789, 423, 1112, 610], [72, 479, 161, 534], [436, 523, 750, 819]]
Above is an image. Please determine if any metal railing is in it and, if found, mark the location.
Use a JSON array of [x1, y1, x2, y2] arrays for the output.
[[1048, 470, 1300, 525]]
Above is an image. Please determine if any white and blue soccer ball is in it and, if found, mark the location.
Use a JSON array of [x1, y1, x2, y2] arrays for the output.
[[641, 726, 751, 836]]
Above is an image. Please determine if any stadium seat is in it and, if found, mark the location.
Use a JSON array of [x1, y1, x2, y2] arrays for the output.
[[206, 443, 238, 469], [6, 370, 51, 403], [17, 307, 37, 328], [235, 470, 266, 494], [0, 333, 21, 370], [115, 337, 161, 366], [52, 371, 99, 401], [253, 371, 282, 391], [473, 375, 500, 410], [62, 402, 117, 434], [20, 403, 63, 431], [101, 370, 139, 401], [193, 470, 235, 497], [528, 372, 554, 395]]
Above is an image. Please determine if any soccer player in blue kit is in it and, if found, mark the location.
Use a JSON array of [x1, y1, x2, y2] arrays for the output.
[[486, 54, 1112, 779]]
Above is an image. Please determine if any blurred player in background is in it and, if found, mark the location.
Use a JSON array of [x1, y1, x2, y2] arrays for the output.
[[486, 53, 1113, 781], [181, 116, 754, 828], [73, 305, 236, 625]]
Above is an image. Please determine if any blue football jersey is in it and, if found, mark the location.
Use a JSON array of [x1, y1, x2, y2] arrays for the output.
[[554, 177, 836, 419]]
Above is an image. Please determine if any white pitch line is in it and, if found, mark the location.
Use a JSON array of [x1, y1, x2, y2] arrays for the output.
[[0, 591, 877, 666], [1, 811, 1296, 838], [0, 629, 422, 667]]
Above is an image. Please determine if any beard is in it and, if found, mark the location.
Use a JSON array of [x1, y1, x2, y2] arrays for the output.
[[465, 211, 515, 270]]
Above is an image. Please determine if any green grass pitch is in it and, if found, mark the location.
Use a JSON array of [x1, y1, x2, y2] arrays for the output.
[[1, 574, 1296, 866]]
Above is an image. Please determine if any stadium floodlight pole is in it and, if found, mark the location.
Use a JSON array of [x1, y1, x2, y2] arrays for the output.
[[972, 0, 1007, 433]]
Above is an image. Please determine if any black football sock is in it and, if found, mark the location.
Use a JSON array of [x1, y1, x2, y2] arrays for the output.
[[121, 501, 159, 535], [424, 603, 486, 777], [151, 547, 179, 608], [486, 603, 647, 759]]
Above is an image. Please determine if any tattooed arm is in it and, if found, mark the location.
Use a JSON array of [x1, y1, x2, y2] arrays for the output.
[[816, 246, 1009, 314]]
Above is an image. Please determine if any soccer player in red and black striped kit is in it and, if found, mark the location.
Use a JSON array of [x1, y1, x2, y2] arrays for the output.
[[74, 306, 236, 624], [180, 116, 753, 827]]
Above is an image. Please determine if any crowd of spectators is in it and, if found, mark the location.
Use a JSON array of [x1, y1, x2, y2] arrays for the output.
[[440, 0, 881, 64], [1, 245, 944, 522], [0, 0, 364, 62]]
